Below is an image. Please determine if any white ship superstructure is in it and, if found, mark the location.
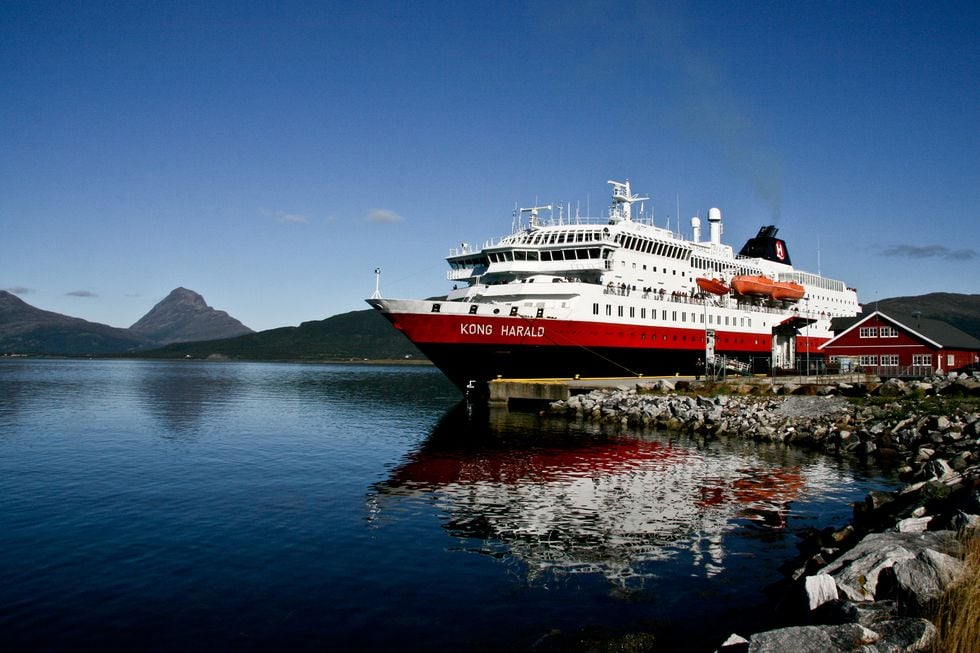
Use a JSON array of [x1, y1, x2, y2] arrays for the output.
[[369, 179, 860, 390]]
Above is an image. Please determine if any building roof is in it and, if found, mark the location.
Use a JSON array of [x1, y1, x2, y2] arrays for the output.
[[825, 310, 980, 351]]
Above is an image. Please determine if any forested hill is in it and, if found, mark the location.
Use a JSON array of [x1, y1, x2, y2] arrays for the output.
[[138, 308, 423, 361], [873, 293, 980, 340]]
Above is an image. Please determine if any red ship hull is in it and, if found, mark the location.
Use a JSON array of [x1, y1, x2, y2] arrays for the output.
[[375, 306, 827, 390]]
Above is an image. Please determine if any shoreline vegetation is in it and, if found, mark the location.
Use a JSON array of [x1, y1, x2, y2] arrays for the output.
[[544, 373, 980, 652]]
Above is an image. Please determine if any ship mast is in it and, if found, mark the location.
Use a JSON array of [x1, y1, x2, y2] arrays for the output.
[[607, 179, 649, 223], [519, 204, 552, 229], [371, 267, 382, 299]]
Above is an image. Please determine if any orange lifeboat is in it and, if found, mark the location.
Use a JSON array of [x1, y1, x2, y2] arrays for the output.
[[730, 275, 775, 297], [771, 281, 805, 302], [695, 277, 730, 295]]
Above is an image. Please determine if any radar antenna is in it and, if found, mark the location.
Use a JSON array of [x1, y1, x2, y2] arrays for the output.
[[519, 205, 552, 228], [607, 179, 649, 222]]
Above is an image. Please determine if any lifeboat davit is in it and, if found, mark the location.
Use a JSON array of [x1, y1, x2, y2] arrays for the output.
[[695, 277, 730, 295], [730, 275, 774, 297], [771, 281, 805, 302]]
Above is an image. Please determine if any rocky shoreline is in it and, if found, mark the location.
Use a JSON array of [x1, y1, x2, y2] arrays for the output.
[[546, 373, 980, 653]]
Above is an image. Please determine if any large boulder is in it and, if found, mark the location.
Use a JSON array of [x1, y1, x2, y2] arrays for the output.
[[745, 619, 936, 652], [875, 548, 964, 615], [746, 623, 878, 652], [816, 531, 959, 602]]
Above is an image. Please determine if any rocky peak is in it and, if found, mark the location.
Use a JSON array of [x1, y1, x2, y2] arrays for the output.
[[130, 287, 253, 345]]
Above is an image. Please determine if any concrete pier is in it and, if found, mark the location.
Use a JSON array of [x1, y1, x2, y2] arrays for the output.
[[488, 376, 678, 407], [486, 373, 875, 408], [488, 379, 569, 406]]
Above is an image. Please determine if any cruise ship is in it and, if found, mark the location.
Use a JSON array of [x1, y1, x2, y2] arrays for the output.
[[368, 179, 860, 391]]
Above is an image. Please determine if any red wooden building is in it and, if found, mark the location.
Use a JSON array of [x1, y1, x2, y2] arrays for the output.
[[821, 310, 980, 376]]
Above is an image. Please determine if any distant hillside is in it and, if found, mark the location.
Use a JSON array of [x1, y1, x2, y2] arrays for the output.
[[874, 293, 980, 340], [138, 308, 423, 361], [0, 290, 151, 355], [6, 289, 977, 361], [130, 287, 253, 345], [115, 294, 980, 363], [0, 288, 253, 356]]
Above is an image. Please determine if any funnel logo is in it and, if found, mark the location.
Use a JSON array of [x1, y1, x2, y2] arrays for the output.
[[774, 240, 786, 261]]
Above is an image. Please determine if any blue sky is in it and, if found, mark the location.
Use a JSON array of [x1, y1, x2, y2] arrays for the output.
[[2, 0, 978, 332]]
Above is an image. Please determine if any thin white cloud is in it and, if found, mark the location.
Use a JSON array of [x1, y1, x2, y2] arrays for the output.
[[276, 212, 308, 224], [66, 290, 98, 298], [365, 208, 403, 224], [4, 286, 33, 295], [881, 244, 977, 261]]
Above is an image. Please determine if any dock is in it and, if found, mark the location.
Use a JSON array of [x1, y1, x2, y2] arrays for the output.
[[488, 375, 689, 406], [487, 373, 875, 408]]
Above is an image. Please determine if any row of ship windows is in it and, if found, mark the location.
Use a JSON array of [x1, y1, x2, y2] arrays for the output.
[[690, 257, 761, 277], [614, 234, 690, 260], [592, 303, 753, 328], [809, 295, 854, 306], [471, 247, 609, 266], [433, 303, 547, 318], [859, 327, 899, 338], [625, 261, 686, 277], [830, 355, 934, 366], [780, 272, 846, 292], [513, 229, 609, 245], [449, 249, 608, 270]]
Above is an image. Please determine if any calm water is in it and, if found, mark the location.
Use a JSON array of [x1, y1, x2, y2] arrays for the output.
[[0, 360, 898, 652]]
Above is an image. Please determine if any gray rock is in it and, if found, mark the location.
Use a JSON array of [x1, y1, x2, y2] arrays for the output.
[[716, 633, 750, 652], [816, 531, 958, 602], [748, 623, 878, 652], [918, 459, 955, 482], [876, 548, 964, 615], [892, 517, 932, 533], [804, 574, 839, 611], [870, 618, 937, 652], [812, 599, 899, 627]]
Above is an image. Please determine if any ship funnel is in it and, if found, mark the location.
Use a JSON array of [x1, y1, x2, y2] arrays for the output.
[[691, 217, 701, 243], [708, 207, 722, 245]]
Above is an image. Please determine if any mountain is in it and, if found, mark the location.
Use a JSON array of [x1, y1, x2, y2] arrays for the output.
[[0, 288, 253, 356], [871, 293, 980, 340], [130, 287, 253, 345], [139, 308, 423, 361], [0, 290, 152, 355]]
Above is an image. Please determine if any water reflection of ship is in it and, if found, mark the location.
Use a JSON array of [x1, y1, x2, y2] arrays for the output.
[[370, 406, 805, 586]]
